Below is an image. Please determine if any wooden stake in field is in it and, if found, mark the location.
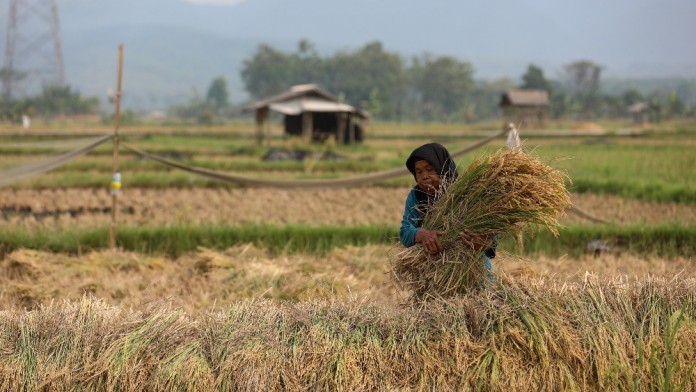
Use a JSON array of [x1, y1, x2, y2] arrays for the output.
[[110, 44, 124, 250]]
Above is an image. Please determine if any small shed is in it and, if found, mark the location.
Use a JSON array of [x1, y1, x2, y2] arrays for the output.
[[244, 84, 369, 144], [499, 89, 549, 128], [627, 101, 657, 124]]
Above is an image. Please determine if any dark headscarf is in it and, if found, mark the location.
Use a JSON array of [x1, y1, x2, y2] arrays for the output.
[[405, 143, 458, 214], [406, 142, 458, 183]]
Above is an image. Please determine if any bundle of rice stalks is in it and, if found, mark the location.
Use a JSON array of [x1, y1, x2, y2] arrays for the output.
[[391, 148, 572, 300]]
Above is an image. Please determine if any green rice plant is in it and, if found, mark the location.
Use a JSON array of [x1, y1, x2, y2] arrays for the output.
[[391, 148, 572, 300], [571, 179, 696, 205], [518, 224, 696, 258], [2, 223, 695, 259], [536, 141, 696, 204], [0, 224, 396, 258]]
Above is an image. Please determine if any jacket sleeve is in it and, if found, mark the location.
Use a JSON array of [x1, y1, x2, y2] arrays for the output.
[[484, 235, 499, 259], [399, 189, 421, 247]]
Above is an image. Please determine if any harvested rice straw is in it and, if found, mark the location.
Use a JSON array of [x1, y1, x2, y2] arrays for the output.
[[391, 148, 572, 300]]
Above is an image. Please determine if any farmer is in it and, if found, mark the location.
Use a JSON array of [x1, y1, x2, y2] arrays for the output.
[[399, 142, 496, 271]]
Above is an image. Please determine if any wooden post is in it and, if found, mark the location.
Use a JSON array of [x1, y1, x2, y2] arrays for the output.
[[110, 44, 124, 250], [255, 108, 268, 145], [302, 111, 313, 142], [348, 113, 355, 144], [336, 112, 346, 145]]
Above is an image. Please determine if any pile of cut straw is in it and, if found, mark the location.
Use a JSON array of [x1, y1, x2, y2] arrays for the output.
[[391, 148, 572, 300]]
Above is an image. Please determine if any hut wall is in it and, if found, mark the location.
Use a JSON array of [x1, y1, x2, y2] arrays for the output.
[[312, 112, 339, 137], [502, 106, 547, 128], [283, 112, 363, 144], [283, 114, 303, 136]]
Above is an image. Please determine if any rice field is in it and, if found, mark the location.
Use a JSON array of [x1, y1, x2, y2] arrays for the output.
[[1, 188, 695, 230], [2, 129, 696, 203], [0, 121, 695, 389]]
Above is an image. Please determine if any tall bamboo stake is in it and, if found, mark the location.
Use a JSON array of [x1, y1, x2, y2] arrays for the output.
[[110, 44, 124, 250]]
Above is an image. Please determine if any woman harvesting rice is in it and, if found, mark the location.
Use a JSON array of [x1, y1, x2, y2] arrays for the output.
[[393, 141, 571, 300], [399, 143, 497, 273]]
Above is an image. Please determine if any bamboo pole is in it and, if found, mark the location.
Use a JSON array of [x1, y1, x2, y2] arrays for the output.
[[110, 44, 124, 250]]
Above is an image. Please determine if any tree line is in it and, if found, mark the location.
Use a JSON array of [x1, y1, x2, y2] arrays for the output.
[[0, 85, 100, 122], [2, 39, 694, 124], [240, 40, 696, 122], [241, 40, 478, 122]]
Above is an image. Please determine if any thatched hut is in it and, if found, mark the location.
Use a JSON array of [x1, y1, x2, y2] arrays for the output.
[[627, 101, 658, 124], [499, 89, 549, 128], [244, 84, 369, 144]]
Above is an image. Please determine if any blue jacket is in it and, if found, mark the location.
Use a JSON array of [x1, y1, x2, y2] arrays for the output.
[[399, 188, 423, 247], [399, 187, 497, 259]]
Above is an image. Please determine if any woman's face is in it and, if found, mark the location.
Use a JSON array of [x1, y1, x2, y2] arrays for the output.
[[414, 159, 441, 194]]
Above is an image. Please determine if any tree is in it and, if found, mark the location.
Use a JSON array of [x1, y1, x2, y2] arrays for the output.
[[411, 54, 474, 120], [0, 67, 27, 99], [365, 87, 382, 118], [666, 91, 685, 119], [241, 40, 328, 100], [32, 85, 100, 117], [291, 39, 326, 88], [621, 89, 644, 106], [561, 60, 603, 118], [521, 64, 552, 93], [325, 41, 405, 120], [206, 77, 229, 113], [241, 44, 295, 99], [562, 60, 602, 96], [469, 77, 516, 121], [0, 95, 31, 121]]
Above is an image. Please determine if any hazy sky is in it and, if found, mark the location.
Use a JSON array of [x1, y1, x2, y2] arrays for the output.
[[2, 0, 694, 77], [183, 0, 247, 5], [1, 0, 694, 106]]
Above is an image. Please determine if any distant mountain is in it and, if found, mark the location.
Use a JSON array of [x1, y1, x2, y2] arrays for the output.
[[62, 25, 263, 109]]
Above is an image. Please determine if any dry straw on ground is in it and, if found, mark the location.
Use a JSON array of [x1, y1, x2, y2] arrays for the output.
[[0, 276, 693, 391], [2, 188, 695, 231], [391, 148, 572, 300]]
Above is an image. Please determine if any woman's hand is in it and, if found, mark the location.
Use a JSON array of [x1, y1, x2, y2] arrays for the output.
[[415, 229, 445, 254], [459, 229, 493, 252]]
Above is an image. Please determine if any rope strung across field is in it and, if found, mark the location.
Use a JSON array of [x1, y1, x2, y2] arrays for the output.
[[122, 129, 613, 223], [0, 136, 114, 151], [0, 135, 112, 187], [568, 205, 614, 225], [122, 128, 509, 189]]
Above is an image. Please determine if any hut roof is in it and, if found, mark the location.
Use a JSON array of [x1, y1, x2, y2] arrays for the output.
[[244, 83, 368, 118], [500, 89, 549, 107], [627, 101, 654, 113], [269, 98, 358, 115], [245, 84, 336, 111]]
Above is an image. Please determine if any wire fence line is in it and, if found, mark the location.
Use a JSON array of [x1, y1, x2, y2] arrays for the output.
[[0, 135, 112, 187]]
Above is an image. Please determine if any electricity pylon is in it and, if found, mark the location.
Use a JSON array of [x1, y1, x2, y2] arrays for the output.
[[2, 0, 64, 99]]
